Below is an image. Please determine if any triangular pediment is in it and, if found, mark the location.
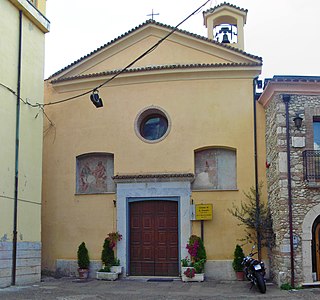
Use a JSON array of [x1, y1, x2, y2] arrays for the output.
[[49, 20, 261, 82]]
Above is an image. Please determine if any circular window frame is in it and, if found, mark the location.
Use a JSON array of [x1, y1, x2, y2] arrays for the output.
[[134, 106, 171, 143]]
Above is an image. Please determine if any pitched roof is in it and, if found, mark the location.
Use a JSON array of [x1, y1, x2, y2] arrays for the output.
[[51, 62, 262, 84], [203, 2, 248, 15], [269, 75, 320, 83], [48, 19, 262, 80]]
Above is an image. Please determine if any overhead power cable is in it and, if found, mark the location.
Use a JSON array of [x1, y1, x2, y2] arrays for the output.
[[0, 81, 54, 126], [44, 0, 210, 107]]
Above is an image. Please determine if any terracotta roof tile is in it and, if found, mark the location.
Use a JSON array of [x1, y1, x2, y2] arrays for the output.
[[113, 173, 194, 179], [50, 62, 262, 84], [47, 19, 262, 80], [271, 75, 320, 83], [112, 173, 194, 183], [203, 2, 248, 14]]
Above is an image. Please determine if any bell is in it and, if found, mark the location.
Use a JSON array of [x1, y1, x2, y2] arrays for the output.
[[222, 33, 230, 43]]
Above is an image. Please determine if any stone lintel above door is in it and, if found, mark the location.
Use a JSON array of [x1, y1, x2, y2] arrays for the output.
[[113, 173, 194, 184]]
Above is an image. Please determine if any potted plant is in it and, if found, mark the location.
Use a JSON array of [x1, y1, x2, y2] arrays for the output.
[[96, 231, 122, 280], [181, 235, 206, 282], [181, 256, 194, 274], [181, 256, 194, 278], [106, 232, 122, 274], [110, 257, 122, 274], [232, 244, 245, 281], [77, 242, 90, 279]]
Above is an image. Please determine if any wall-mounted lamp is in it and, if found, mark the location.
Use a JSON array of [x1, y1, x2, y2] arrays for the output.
[[293, 114, 303, 130], [113, 200, 117, 207], [90, 90, 103, 108]]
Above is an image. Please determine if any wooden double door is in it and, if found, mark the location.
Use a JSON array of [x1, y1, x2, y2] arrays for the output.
[[129, 200, 179, 276], [315, 222, 320, 281]]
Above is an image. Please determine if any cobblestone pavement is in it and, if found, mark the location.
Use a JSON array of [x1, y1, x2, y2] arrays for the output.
[[1, 277, 320, 300]]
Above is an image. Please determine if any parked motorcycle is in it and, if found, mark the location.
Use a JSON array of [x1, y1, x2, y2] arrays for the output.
[[242, 245, 266, 294]]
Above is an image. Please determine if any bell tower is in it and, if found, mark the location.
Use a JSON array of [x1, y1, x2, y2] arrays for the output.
[[203, 3, 247, 50]]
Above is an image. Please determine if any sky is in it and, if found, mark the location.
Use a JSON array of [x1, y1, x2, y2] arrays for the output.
[[44, 0, 320, 80]]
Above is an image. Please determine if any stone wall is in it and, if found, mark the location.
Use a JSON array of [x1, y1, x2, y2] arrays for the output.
[[265, 93, 320, 286], [55, 259, 102, 279], [0, 242, 41, 288]]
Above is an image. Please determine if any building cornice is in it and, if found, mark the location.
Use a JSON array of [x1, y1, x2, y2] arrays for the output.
[[113, 173, 194, 183], [259, 76, 320, 108], [9, 0, 50, 33], [50, 62, 262, 87]]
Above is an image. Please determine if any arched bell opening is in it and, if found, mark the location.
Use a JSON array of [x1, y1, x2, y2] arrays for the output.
[[213, 22, 238, 44]]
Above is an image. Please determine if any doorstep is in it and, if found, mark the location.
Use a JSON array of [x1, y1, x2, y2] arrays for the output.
[[121, 276, 180, 282], [302, 281, 320, 288]]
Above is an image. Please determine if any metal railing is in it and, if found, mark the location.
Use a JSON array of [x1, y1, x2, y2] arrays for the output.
[[303, 150, 320, 181]]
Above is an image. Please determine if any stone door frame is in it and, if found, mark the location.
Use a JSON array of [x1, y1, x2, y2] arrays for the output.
[[114, 175, 193, 277]]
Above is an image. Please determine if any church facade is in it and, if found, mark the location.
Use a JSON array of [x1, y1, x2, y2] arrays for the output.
[[42, 3, 267, 280]]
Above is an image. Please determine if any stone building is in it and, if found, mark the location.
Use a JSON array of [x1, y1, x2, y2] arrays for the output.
[[259, 76, 320, 286]]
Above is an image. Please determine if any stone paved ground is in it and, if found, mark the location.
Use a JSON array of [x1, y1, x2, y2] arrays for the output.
[[0, 277, 320, 300]]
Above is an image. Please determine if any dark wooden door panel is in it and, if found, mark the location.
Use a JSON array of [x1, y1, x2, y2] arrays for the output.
[[316, 223, 320, 281], [129, 200, 178, 276]]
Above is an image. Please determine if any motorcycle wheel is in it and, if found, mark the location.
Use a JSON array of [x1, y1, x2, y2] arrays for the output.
[[255, 272, 266, 294]]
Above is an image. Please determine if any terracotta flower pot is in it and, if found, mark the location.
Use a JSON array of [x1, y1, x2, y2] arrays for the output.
[[78, 268, 89, 279], [235, 271, 244, 281]]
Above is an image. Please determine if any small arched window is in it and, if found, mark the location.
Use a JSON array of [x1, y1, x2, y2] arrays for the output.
[[192, 148, 237, 190]]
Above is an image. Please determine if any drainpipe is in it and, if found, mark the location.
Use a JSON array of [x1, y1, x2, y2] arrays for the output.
[[253, 78, 261, 261], [282, 94, 295, 288], [12, 9, 23, 286]]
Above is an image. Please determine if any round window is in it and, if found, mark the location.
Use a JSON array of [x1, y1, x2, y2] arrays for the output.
[[140, 114, 168, 140], [135, 107, 171, 143]]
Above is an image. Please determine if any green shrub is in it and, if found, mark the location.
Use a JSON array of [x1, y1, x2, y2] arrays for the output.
[[99, 265, 111, 272], [194, 259, 206, 273], [232, 244, 245, 272], [186, 235, 206, 273], [77, 242, 90, 269], [101, 238, 115, 267], [112, 257, 120, 266], [280, 283, 293, 290]]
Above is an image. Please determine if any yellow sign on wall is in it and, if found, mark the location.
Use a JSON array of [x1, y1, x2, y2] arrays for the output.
[[195, 204, 213, 220]]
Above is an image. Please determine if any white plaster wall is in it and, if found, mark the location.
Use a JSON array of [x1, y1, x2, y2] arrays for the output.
[[116, 180, 192, 276]]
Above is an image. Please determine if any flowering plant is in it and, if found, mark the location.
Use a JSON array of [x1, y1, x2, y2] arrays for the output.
[[185, 235, 206, 273], [107, 231, 122, 249], [183, 267, 196, 278], [186, 238, 199, 259], [101, 231, 122, 268]]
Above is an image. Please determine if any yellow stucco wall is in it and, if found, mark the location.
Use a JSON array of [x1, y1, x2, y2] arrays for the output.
[[63, 25, 256, 79], [36, 0, 46, 14], [42, 67, 266, 270], [0, 0, 46, 243]]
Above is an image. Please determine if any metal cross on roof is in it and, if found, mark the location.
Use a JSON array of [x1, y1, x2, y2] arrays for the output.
[[147, 9, 159, 20]]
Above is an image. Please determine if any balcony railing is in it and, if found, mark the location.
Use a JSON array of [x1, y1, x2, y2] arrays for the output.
[[303, 150, 320, 181]]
